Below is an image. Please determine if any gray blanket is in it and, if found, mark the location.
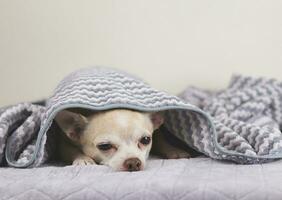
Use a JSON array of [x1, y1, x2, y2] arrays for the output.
[[1, 67, 282, 167]]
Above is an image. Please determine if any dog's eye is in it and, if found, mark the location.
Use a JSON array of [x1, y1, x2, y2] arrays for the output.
[[139, 136, 151, 145], [97, 143, 113, 151]]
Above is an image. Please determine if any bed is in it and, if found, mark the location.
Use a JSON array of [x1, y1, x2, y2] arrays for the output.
[[2, 67, 282, 200], [1, 157, 282, 200]]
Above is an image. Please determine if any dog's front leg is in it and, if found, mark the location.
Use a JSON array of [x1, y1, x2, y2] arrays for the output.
[[59, 137, 96, 165]]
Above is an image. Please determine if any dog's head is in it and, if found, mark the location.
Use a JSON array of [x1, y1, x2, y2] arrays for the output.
[[55, 109, 163, 171]]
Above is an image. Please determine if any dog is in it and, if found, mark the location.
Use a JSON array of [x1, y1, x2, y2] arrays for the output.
[[55, 109, 190, 171]]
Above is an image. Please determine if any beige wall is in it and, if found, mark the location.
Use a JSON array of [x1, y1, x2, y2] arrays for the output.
[[0, 0, 282, 106]]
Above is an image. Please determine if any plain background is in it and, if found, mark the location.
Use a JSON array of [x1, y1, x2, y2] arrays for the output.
[[0, 0, 282, 106]]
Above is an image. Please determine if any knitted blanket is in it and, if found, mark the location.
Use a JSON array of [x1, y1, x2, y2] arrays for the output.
[[1, 67, 282, 168]]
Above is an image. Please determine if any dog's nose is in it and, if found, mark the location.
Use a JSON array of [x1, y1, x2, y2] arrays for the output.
[[123, 158, 142, 171]]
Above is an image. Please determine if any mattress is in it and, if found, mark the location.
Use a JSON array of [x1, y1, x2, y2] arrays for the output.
[[1, 157, 282, 200]]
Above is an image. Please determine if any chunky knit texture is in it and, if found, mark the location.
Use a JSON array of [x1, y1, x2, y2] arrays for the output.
[[1, 67, 282, 167]]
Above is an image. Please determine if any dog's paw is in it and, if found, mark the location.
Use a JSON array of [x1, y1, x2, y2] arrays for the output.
[[72, 156, 96, 165], [164, 148, 191, 159]]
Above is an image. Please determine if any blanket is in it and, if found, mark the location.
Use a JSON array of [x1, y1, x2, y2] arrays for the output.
[[0, 67, 282, 167]]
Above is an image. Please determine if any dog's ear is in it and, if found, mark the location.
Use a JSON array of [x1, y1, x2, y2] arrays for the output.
[[150, 112, 164, 130], [55, 110, 88, 142]]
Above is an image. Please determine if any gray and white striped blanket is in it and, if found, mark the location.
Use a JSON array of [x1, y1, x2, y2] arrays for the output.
[[1, 67, 282, 168]]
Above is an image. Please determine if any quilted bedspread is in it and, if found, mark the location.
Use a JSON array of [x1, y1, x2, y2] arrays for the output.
[[1, 157, 282, 200]]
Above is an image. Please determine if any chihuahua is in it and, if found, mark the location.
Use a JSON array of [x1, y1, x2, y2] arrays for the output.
[[55, 109, 190, 171]]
